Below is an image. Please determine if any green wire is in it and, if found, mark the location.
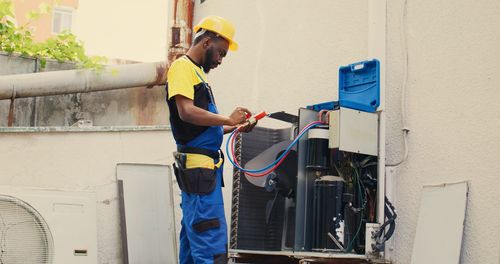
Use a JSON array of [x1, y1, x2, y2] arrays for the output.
[[345, 164, 365, 253]]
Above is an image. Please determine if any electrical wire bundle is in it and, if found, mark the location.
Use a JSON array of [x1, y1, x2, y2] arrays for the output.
[[344, 162, 368, 253], [373, 197, 397, 252]]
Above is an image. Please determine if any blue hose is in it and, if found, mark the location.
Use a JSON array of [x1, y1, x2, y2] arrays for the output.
[[225, 122, 323, 173]]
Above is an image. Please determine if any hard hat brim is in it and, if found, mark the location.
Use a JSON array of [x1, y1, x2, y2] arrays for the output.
[[193, 25, 238, 51], [228, 41, 238, 51]]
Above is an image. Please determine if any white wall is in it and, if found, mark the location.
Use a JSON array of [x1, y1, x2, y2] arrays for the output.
[[195, 0, 369, 116], [73, 0, 168, 62], [0, 128, 177, 264], [386, 0, 500, 263], [197, 0, 500, 263]]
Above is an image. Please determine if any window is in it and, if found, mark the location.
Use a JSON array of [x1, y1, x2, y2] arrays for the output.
[[52, 6, 73, 34]]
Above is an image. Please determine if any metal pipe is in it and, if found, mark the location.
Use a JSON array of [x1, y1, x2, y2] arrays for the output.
[[368, 0, 387, 223], [369, 0, 387, 259], [0, 0, 193, 100], [0, 62, 167, 100], [167, 0, 194, 64]]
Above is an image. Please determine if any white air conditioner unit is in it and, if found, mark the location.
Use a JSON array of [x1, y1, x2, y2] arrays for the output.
[[0, 186, 98, 264]]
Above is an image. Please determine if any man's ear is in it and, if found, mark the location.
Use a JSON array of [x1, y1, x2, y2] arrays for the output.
[[202, 37, 211, 49]]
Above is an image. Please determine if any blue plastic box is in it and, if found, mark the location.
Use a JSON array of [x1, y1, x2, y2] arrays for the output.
[[338, 59, 380, 112], [306, 101, 340, 111]]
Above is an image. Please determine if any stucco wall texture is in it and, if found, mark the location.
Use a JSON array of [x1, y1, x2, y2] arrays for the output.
[[197, 0, 500, 263], [194, 1, 369, 116], [0, 129, 176, 264], [386, 0, 500, 263]]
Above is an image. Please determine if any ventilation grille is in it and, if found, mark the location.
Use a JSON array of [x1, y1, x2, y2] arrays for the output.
[[230, 126, 291, 251], [0, 195, 54, 264]]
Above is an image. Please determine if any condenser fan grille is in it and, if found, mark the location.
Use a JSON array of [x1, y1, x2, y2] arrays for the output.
[[230, 126, 291, 251], [0, 195, 54, 264]]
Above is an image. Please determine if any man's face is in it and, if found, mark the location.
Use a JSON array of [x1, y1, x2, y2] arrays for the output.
[[202, 38, 229, 73]]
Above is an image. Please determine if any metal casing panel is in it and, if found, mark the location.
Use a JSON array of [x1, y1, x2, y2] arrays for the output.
[[365, 223, 381, 256], [329, 107, 378, 156], [411, 182, 468, 264], [328, 110, 340, 149], [117, 164, 178, 264], [294, 108, 319, 251]]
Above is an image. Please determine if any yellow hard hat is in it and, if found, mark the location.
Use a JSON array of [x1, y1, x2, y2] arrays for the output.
[[194, 16, 238, 51]]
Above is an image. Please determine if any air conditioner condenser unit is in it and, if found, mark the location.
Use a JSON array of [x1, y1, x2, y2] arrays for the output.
[[0, 186, 98, 264]]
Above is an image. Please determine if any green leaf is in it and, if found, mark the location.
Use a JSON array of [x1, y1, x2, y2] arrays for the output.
[[26, 10, 42, 21], [38, 2, 51, 14], [0, 0, 14, 18], [39, 58, 46, 68], [1, 0, 106, 70]]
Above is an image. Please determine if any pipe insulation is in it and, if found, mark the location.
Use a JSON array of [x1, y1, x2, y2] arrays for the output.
[[0, 61, 167, 100]]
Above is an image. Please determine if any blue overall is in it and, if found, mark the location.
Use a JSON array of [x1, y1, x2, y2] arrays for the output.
[[177, 98, 227, 264]]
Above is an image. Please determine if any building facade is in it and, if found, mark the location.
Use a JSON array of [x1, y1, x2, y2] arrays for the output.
[[12, 0, 78, 42]]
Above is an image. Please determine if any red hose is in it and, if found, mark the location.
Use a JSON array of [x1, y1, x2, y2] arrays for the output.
[[230, 121, 322, 177]]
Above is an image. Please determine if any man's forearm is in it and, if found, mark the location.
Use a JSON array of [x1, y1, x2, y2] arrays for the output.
[[180, 105, 231, 126], [175, 95, 249, 128]]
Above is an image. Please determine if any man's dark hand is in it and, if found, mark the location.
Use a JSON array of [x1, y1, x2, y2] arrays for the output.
[[238, 120, 257, 133], [228, 107, 251, 126]]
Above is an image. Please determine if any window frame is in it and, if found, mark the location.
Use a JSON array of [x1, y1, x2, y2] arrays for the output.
[[51, 5, 74, 35]]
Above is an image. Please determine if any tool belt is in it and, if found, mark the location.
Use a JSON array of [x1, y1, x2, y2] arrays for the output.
[[173, 146, 224, 195]]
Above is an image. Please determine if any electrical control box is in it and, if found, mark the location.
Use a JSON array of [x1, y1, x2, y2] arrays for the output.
[[328, 107, 378, 156]]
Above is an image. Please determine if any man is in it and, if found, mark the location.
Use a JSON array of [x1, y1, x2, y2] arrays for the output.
[[166, 16, 254, 264]]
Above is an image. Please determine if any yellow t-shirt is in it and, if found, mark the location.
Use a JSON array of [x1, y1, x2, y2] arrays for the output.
[[166, 55, 219, 145], [167, 56, 207, 101]]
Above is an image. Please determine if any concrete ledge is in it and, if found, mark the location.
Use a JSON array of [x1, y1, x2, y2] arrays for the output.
[[0, 125, 171, 133]]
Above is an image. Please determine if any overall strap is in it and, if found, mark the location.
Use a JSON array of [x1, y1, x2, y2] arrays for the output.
[[177, 145, 220, 160], [194, 70, 216, 104]]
